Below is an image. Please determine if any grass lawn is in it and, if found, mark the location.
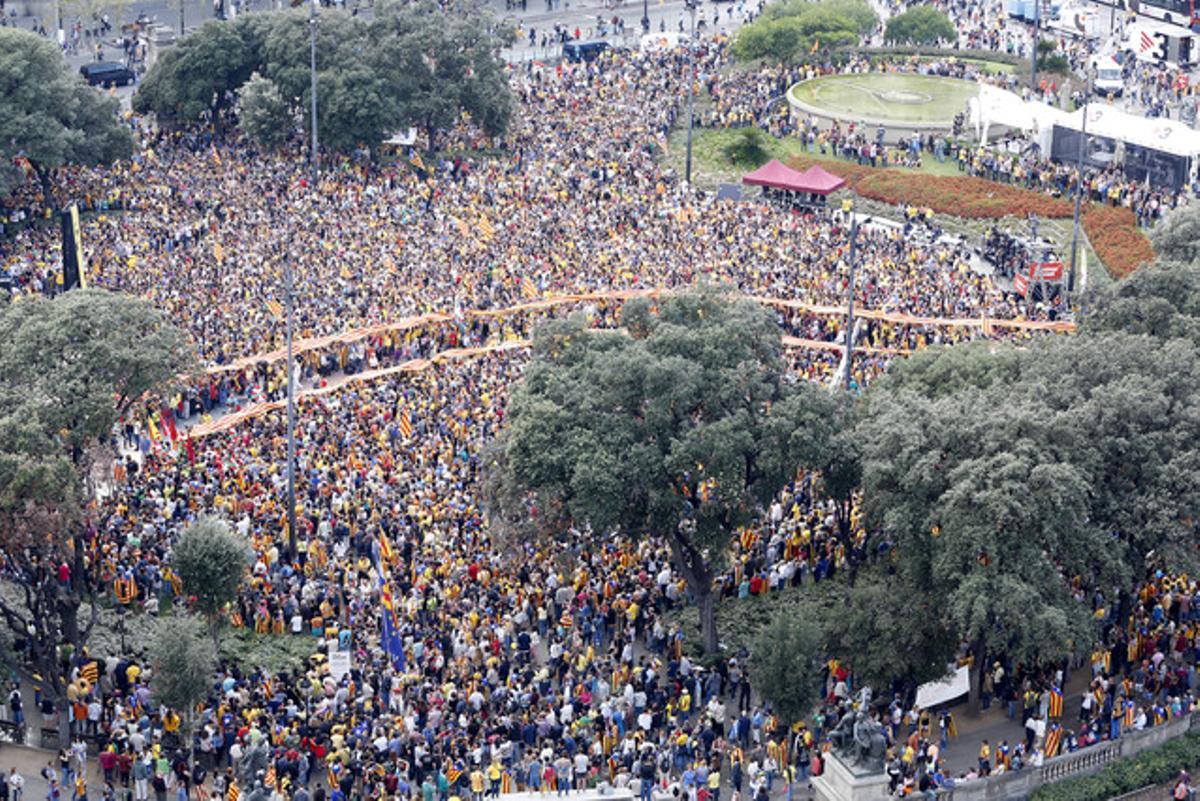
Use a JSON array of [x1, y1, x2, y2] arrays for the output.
[[953, 56, 1017, 75], [669, 127, 960, 187], [788, 73, 979, 126]]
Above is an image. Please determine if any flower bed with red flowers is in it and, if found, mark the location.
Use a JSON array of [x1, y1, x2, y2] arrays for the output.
[[1081, 205, 1155, 279], [786, 156, 1154, 277]]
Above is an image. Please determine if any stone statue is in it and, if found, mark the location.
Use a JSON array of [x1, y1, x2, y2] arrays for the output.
[[851, 713, 888, 769], [828, 709, 857, 753]]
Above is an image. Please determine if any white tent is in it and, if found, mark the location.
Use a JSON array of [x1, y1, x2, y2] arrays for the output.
[[967, 84, 1072, 145], [1061, 103, 1200, 159], [968, 85, 1200, 161]]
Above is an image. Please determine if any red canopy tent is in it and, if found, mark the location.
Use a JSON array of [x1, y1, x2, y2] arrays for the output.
[[792, 165, 847, 196], [741, 160, 847, 196], [741, 160, 810, 192]]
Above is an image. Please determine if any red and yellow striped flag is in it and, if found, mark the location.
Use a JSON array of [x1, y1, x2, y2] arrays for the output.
[[226, 781, 240, 801], [521, 276, 537, 299], [266, 299, 284, 319], [477, 216, 495, 242], [399, 411, 413, 438]]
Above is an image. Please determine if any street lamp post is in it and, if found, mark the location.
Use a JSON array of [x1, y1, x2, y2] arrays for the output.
[[284, 256, 297, 561], [309, 0, 319, 187], [683, 0, 697, 184], [1030, 0, 1038, 98], [641, 0, 649, 33], [179, 0, 185, 35], [843, 210, 860, 391], [1068, 86, 1090, 299]]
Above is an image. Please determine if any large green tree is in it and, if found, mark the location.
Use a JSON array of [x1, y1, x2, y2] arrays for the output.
[[823, 575, 956, 694], [368, 0, 513, 153], [1086, 258, 1200, 345], [1149, 207, 1200, 265], [137, 4, 512, 154], [172, 516, 252, 650], [133, 17, 262, 132], [261, 9, 380, 149], [0, 290, 193, 745], [236, 71, 292, 150], [732, 0, 876, 63], [486, 290, 837, 655], [0, 28, 132, 201], [883, 5, 956, 45], [855, 326, 1200, 704], [150, 615, 215, 763], [751, 615, 822, 726]]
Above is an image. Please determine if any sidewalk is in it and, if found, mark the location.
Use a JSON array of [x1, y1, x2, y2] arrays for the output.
[[937, 667, 1095, 776]]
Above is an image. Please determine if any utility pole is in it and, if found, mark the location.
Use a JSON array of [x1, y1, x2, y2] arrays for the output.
[[309, 0, 319, 186], [1030, 0, 1039, 99], [179, 0, 185, 36], [684, 0, 697, 184], [1068, 86, 1090, 299], [641, 0, 649, 33], [843, 210, 860, 391], [284, 256, 297, 561]]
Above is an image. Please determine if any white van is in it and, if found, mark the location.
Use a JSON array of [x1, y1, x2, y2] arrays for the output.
[[1091, 55, 1125, 95]]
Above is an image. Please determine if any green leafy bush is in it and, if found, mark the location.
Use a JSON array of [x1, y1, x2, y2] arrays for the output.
[[219, 629, 322, 674], [732, 0, 877, 62], [883, 6, 956, 45], [722, 128, 773, 166], [1030, 730, 1200, 801]]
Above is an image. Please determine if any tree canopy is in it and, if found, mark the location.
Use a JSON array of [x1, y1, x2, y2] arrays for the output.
[[486, 289, 838, 654], [236, 71, 292, 150], [135, 3, 512, 154], [172, 516, 253, 648], [732, 0, 876, 63], [851, 304, 1200, 699], [0, 28, 132, 198], [1086, 257, 1200, 346], [151, 615, 216, 719], [883, 5, 956, 45], [751, 615, 822, 725], [0, 290, 192, 745]]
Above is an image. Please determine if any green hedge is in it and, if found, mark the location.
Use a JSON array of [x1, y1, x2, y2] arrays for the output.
[[851, 46, 1024, 66], [1031, 730, 1200, 801]]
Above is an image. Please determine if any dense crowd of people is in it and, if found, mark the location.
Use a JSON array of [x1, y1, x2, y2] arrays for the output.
[[1, 0, 1195, 793]]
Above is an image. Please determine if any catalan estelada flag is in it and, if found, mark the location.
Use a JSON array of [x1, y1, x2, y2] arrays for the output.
[[1048, 686, 1064, 719]]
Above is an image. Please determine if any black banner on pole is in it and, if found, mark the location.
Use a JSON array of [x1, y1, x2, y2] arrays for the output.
[[60, 204, 85, 291]]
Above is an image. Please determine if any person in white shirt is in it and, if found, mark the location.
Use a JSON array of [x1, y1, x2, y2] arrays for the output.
[[8, 768, 23, 801]]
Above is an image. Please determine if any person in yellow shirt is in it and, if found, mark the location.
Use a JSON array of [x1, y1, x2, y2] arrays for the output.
[[487, 759, 503, 798], [470, 769, 486, 801]]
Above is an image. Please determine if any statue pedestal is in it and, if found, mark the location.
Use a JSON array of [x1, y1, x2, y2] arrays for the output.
[[811, 753, 891, 801]]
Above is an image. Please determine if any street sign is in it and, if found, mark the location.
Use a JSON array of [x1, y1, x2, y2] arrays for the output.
[[1031, 261, 1064, 281], [329, 649, 352, 681]]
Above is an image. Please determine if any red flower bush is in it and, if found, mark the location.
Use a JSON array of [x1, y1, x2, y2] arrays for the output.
[[786, 156, 1154, 278], [1082, 205, 1154, 279]]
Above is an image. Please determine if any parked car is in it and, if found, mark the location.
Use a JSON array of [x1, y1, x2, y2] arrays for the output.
[[80, 62, 135, 87], [562, 40, 611, 62]]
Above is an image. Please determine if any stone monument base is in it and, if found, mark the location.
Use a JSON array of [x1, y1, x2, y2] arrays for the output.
[[811, 753, 891, 801]]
